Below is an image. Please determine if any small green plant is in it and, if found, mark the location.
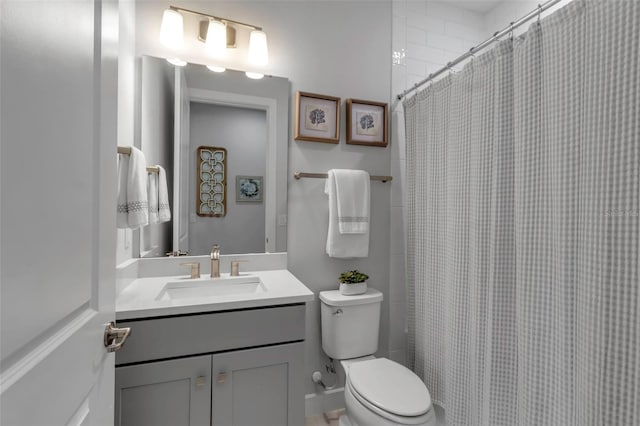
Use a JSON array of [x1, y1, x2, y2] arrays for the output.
[[338, 270, 369, 284]]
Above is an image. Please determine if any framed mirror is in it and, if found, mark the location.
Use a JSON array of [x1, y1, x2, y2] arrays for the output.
[[137, 56, 290, 256]]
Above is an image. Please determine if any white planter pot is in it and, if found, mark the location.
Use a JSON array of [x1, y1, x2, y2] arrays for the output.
[[339, 281, 367, 295]]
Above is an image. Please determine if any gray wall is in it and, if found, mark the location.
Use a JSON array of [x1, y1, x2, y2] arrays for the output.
[[135, 0, 392, 398], [139, 56, 174, 257], [188, 103, 266, 255]]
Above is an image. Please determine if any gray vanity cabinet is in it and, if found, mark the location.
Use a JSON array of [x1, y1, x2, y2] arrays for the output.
[[114, 304, 306, 426], [211, 342, 304, 426], [115, 355, 211, 426]]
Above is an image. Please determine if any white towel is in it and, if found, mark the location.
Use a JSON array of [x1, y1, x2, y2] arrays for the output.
[[116, 153, 130, 228], [116, 146, 149, 229], [324, 169, 370, 258], [157, 166, 171, 223], [333, 169, 370, 234], [148, 170, 159, 224]]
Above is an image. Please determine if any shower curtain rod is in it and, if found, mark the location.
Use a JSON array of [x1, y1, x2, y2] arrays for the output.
[[397, 0, 563, 100]]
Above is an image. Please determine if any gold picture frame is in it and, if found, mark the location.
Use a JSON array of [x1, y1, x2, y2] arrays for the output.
[[346, 98, 389, 147], [294, 91, 341, 144]]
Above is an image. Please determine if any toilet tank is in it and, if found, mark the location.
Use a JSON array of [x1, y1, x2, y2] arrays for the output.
[[319, 289, 383, 360]]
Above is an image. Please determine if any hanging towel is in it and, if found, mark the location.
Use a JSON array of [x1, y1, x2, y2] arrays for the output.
[[333, 169, 370, 234], [324, 169, 370, 258], [116, 152, 130, 228], [157, 166, 171, 223], [148, 170, 159, 224], [116, 146, 149, 229]]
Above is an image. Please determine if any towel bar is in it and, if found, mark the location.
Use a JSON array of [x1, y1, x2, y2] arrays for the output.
[[294, 172, 392, 183], [118, 147, 159, 174]]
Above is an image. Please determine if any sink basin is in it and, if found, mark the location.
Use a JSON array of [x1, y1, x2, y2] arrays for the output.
[[156, 275, 266, 301]]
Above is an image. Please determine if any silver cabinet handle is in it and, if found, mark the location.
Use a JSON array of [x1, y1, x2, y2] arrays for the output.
[[104, 322, 131, 352], [333, 309, 343, 316], [216, 372, 227, 384]]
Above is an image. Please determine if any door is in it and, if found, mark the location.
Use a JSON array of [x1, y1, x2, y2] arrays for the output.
[[211, 342, 305, 426], [0, 0, 119, 424], [173, 67, 191, 254], [115, 356, 211, 426]]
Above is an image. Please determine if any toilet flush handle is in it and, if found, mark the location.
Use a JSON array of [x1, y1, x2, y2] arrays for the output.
[[333, 309, 343, 316]]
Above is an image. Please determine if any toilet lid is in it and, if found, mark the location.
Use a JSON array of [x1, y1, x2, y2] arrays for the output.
[[348, 358, 432, 417]]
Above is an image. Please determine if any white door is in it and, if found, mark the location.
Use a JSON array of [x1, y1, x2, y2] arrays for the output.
[[173, 67, 191, 254], [1, 0, 119, 425]]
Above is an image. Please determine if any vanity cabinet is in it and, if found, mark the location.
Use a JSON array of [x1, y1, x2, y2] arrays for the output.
[[115, 355, 211, 426], [114, 304, 306, 426]]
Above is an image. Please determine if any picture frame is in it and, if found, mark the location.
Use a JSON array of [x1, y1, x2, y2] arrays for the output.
[[294, 91, 341, 144], [346, 98, 389, 147], [236, 175, 263, 203]]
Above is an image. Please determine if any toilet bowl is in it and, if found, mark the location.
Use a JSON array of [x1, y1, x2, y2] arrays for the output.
[[340, 358, 435, 426], [319, 289, 435, 426]]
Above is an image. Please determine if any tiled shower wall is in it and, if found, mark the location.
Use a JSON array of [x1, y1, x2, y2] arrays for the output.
[[389, 0, 575, 365], [389, 0, 487, 365]]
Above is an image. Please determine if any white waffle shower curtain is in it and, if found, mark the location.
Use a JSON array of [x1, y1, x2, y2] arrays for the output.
[[404, 1, 639, 425]]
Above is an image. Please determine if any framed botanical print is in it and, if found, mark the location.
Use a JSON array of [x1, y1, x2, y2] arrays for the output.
[[346, 98, 389, 147], [294, 91, 341, 144], [236, 175, 263, 203]]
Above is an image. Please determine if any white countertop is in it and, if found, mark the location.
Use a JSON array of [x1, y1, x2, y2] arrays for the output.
[[116, 269, 314, 320]]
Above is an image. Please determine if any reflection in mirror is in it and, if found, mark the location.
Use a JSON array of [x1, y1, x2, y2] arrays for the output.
[[138, 56, 290, 257]]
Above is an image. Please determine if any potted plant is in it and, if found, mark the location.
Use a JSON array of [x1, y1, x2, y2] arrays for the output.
[[338, 270, 369, 295]]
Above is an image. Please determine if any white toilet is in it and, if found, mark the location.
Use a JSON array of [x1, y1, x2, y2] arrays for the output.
[[320, 289, 435, 426]]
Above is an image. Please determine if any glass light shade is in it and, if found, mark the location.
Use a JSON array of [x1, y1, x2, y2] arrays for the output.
[[205, 20, 226, 58], [248, 30, 268, 66], [207, 65, 226, 73], [159, 9, 184, 50], [245, 72, 264, 80]]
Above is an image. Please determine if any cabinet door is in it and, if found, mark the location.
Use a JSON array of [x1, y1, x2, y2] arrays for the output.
[[211, 342, 304, 426], [115, 355, 211, 426]]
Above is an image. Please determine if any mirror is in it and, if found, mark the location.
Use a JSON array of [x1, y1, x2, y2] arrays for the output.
[[138, 56, 290, 257]]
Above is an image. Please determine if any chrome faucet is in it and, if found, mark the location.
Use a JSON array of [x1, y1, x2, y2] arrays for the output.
[[210, 244, 220, 278]]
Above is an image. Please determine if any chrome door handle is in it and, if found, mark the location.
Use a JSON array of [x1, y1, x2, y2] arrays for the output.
[[104, 322, 131, 352]]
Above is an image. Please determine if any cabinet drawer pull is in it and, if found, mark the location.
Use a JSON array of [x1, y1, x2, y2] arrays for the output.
[[216, 372, 227, 384], [195, 376, 206, 388]]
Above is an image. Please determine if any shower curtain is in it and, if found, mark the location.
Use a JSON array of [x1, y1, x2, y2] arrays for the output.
[[404, 1, 639, 425]]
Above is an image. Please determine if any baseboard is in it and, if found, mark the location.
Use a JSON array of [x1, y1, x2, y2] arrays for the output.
[[305, 387, 345, 417]]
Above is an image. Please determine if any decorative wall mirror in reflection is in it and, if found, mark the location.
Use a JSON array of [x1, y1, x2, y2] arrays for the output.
[[137, 56, 290, 256], [197, 146, 227, 217]]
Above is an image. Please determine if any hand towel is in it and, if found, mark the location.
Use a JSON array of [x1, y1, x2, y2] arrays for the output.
[[325, 169, 370, 258], [116, 146, 149, 229], [333, 169, 370, 234], [116, 153, 130, 228], [148, 170, 159, 224], [157, 166, 171, 223]]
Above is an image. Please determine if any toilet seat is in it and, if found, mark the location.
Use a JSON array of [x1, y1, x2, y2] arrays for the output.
[[346, 358, 432, 424]]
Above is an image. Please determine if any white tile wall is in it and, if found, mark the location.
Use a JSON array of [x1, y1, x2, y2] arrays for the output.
[[389, 0, 487, 364], [389, 0, 577, 365]]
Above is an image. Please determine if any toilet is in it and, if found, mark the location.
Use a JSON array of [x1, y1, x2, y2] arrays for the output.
[[320, 289, 435, 426]]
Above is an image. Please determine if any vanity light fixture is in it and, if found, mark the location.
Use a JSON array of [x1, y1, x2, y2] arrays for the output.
[[205, 19, 226, 58], [159, 8, 184, 49], [248, 30, 268, 66], [160, 5, 269, 69]]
